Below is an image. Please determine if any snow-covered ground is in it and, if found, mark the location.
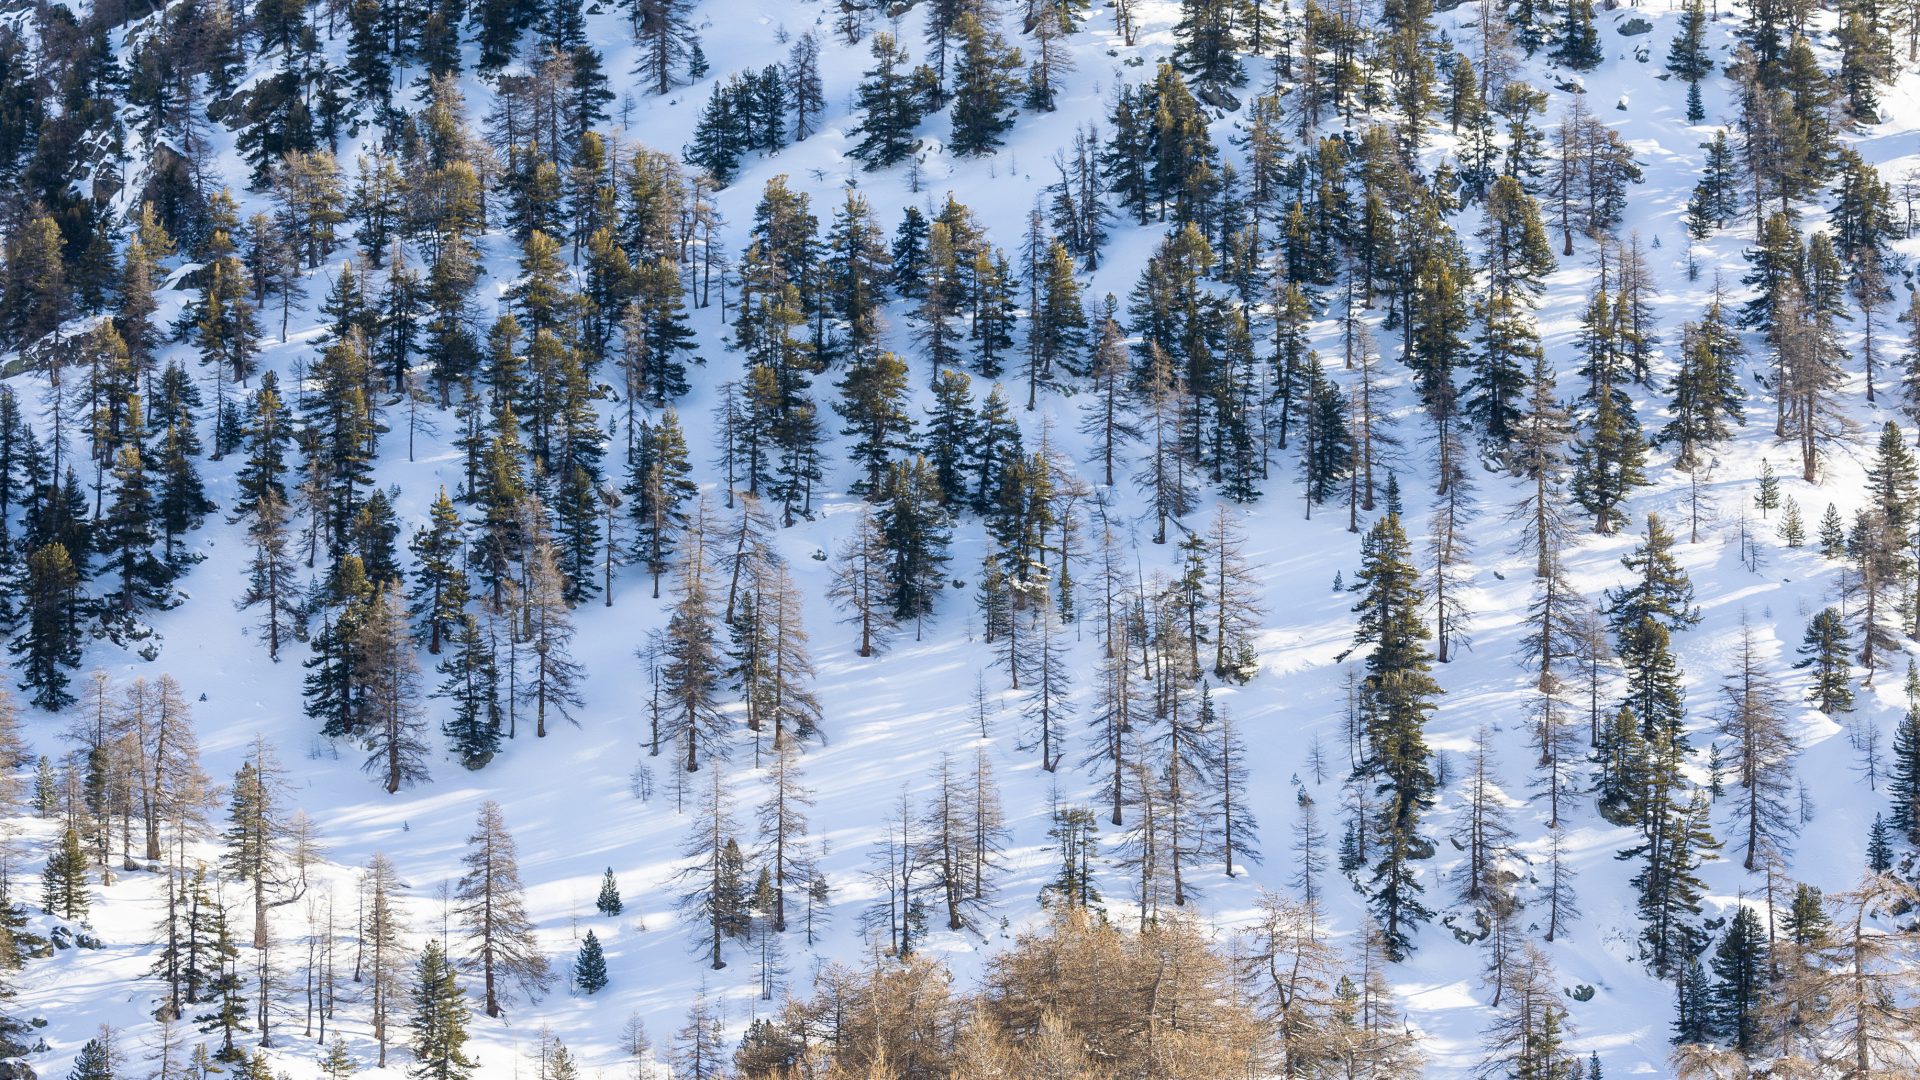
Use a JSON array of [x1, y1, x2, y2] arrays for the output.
[[10, 0, 1920, 1076]]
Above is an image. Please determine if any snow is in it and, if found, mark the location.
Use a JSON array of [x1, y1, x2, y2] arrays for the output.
[[8, 0, 1920, 1076]]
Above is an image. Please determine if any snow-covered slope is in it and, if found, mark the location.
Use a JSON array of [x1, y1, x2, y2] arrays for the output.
[[8, 0, 1920, 1076]]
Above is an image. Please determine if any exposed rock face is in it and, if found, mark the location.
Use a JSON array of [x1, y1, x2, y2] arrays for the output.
[[0, 1010, 39, 1080]]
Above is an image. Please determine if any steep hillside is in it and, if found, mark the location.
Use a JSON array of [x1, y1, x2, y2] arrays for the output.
[[0, 0, 1917, 1076]]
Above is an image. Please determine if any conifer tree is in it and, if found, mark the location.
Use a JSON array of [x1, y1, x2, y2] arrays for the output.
[[100, 400, 176, 641], [1349, 511, 1442, 957], [1173, 0, 1245, 93], [1867, 814, 1894, 872], [1717, 622, 1799, 870], [573, 930, 608, 994], [322, 1037, 352, 1080], [1667, 0, 1713, 122], [1865, 421, 1919, 540], [1469, 176, 1555, 450], [632, 0, 696, 94], [1570, 384, 1648, 535], [13, 543, 81, 711], [408, 939, 475, 1080], [66, 1032, 115, 1080], [1619, 732, 1717, 976], [913, 223, 963, 381], [836, 351, 915, 496], [1672, 955, 1714, 1045], [627, 411, 696, 600], [437, 612, 502, 769], [1777, 494, 1805, 546], [729, 554, 823, 749], [948, 14, 1023, 156], [877, 456, 952, 634], [1027, 242, 1088, 407], [1890, 704, 1920, 844], [677, 766, 746, 970], [1661, 299, 1746, 469], [1795, 608, 1855, 715], [1709, 906, 1767, 1050], [455, 801, 551, 1018], [829, 508, 899, 658], [222, 740, 291, 952], [663, 511, 728, 772], [1819, 502, 1847, 558], [1608, 514, 1701, 635], [42, 826, 89, 919], [408, 489, 468, 656], [194, 884, 248, 1061], [849, 33, 931, 169], [235, 374, 295, 519], [357, 585, 429, 794], [235, 492, 299, 662], [585, 870, 619, 922], [1553, 0, 1602, 69]]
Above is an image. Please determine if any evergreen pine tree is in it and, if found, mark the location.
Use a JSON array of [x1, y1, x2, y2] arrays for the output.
[[948, 13, 1024, 156], [66, 1033, 113, 1080], [1607, 514, 1701, 634], [596, 868, 623, 916], [1867, 813, 1895, 872], [1891, 704, 1920, 844], [437, 612, 502, 769], [1667, 0, 1713, 122], [1671, 955, 1713, 1044], [42, 827, 88, 919], [324, 1037, 353, 1080], [849, 33, 931, 169], [1708, 905, 1766, 1050], [12, 543, 82, 711], [408, 939, 475, 1080], [836, 351, 915, 496], [1173, 0, 1246, 93], [1661, 300, 1747, 467], [1779, 496, 1804, 546], [1795, 608, 1855, 715], [573, 930, 608, 994], [1570, 386, 1648, 535], [1553, 0, 1602, 69], [1349, 512, 1442, 958], [1469, 176, 1556, 451], [876, 456, 952, 631], [626, 411, 696, 599], [237, 491, 301, 662], [1619, 736, 1717, 976], [194, 892, 247, 1060], [1819, 502, 1847, 557]]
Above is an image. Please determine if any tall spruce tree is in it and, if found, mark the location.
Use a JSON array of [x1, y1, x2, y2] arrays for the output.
[[1349, 511, 1442, 957], [408, 939, 475, 1080]]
